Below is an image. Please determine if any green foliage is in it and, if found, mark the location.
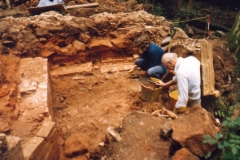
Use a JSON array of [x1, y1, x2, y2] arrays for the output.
[[136, 0, 149, 4], [227, 12, 240, 61], [174, 9, 198, 20], [236, 63, 240, 78], [203, 104, 240, 160], [153, 3, 163, 16], [214, 97, 237, 119], [204, 152, 212, 159]]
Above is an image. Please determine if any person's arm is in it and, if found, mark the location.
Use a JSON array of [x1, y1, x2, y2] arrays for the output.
[[175, 73, 188, 108], [156, 79, 175, 87]]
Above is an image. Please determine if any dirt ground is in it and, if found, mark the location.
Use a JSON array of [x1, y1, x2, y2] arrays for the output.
[[49, 59, 172, 159], [0, 0, 239, 159]]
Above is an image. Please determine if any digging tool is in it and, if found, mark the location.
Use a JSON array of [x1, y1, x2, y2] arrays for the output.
[[148, 80, 158, 85], [161, 28, 176, 52], [148, 80, 162, 89]]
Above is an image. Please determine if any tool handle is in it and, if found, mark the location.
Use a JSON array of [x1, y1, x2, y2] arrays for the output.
[[148, 80, 157, 84], [170, 28, 176, 38], [66, 2, 99, 9]]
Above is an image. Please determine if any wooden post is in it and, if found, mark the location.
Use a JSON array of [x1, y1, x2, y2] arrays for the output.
[[5, 0, 11, 9], [201, 39, 219, 97]]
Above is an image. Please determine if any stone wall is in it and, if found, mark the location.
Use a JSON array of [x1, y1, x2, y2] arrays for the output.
[[1, 122, 59, 160], [23, 122, 59, 160], [1, 57, 59, 160]]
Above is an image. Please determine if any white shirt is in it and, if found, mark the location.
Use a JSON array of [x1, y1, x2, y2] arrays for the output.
[[173, 56, 201, 108]]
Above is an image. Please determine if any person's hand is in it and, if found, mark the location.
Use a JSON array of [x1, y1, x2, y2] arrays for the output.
[[156, 80, 164, 86]]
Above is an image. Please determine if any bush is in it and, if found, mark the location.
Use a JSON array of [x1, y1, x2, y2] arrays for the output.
[[203, 104, 240, 160], [153, 3, 163, 16]]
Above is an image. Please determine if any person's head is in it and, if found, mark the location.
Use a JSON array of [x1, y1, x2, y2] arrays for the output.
[[162, 53, 178, 70], [134, 35, 150, 52]]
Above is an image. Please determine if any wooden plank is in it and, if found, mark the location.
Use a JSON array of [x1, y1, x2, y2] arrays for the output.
[[65, 3, 99, 10], [201, 39, 217, 96]]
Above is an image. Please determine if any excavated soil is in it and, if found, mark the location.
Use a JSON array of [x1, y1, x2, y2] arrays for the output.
[[49, 58, 173, 159]]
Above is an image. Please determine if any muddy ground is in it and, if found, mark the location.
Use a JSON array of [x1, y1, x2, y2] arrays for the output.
[[0, 0, 240, 159]]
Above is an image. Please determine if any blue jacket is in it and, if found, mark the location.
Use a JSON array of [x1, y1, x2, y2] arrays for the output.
[[140, 43, 167, 73]]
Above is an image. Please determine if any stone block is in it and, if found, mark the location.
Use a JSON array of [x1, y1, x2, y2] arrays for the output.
[[160, 121, 172, 139], [1, 136, 24, 160], [0, 133, 7, 156], [50, 62, 93, 77], [17, 57, 50, 114], [100, 66, 109, 73], [30, 129, 59, 160], [23, 136, 45, 160], [88, 39, 113, 51], [73, 40, 86, 51], [36, 121, 56, 141]]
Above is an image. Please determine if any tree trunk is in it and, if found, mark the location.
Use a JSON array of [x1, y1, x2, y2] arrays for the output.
[[177, 0, 182, 11], [187, 0, 193, 10], [227, 12, 240, 59], [5, 0, 11, 9]]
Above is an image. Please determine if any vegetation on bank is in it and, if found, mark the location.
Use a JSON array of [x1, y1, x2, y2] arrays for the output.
[[203, 102, 240, 160], [227, 12, 240, 61]]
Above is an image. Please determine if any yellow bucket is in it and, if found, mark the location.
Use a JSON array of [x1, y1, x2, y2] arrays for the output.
[[150, 77, 160, 82], [169, 90, 187, 112], [169, 90, 178, 110]]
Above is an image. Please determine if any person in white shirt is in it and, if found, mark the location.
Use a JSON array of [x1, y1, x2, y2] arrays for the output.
[[156, 52, 201, 113]]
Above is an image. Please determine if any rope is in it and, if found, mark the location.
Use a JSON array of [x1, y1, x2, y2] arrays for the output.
[[204, 23, 207, 39], [172, 16, 207, 24], [172, 15, 210, 39]]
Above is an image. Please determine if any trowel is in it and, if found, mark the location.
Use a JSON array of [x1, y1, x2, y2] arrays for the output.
[[161, 28, 176, 52], [148, 80, 162, 88]]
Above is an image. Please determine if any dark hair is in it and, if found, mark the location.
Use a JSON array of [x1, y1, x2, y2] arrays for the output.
[[134, 35, 150, 51]]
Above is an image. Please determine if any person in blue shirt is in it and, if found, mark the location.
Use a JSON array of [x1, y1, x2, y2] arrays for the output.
[[134, 35, 167, 79]]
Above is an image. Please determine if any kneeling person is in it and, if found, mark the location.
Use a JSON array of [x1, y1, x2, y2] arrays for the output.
[[134, 35, 167, 79]]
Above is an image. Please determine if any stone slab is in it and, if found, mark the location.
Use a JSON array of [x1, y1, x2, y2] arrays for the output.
[[36, 121, 56, 141], [50, 62, 93, 77], [1, 136, 24, 160], [23, 136, 45, 159]]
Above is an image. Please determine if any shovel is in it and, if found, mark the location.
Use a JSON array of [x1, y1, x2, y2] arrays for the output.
[[161, 28, 176, 52]]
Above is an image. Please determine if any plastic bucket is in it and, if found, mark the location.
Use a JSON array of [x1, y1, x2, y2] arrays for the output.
[[141, 83, 161, 102], [169, 90, 178, 110]]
